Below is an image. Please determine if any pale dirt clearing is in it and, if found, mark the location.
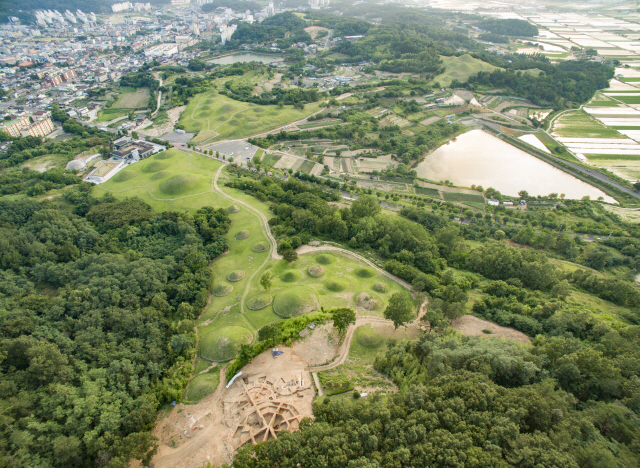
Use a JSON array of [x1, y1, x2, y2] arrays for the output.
[[556, 137, 639, 144], [601, 203, 640, 223], [584, 107, 640, 115], [450, 315, 531, 344], [147, 348, 315, 468], [518, 134, 551, 153], [139, 105, 186, 138], [291, 323, 339, 366]]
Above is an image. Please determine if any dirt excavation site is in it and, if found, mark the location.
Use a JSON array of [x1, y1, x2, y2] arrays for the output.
[[149, 346, 323, 468]]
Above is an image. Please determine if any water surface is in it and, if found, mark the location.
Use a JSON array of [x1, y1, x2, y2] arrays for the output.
[[416, 130, 616, 202]]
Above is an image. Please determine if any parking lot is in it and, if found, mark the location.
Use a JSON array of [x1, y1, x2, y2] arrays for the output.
[[207, 140, 259, 160]]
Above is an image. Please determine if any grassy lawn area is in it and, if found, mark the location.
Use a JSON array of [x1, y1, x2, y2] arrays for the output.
[[553, 110, 625, 139], [185, 367, 220, 402], [95, 108, 133, 123], [180, 92, 323, 143], [297, 120, 342, 129]]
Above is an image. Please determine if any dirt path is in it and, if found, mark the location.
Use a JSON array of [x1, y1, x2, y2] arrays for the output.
[[295, 244, 412, 290], [212, 164, 282, 321], [150, 367, 228, 468]]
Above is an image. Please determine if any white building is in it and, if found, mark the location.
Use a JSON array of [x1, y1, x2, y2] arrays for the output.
[[144, 43, 179, 57]]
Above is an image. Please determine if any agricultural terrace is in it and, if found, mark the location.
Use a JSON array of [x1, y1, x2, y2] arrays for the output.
[[180, 91, 323, 144]]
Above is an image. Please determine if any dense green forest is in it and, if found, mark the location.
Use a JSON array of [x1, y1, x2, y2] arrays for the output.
[[0, 193, 230, 467], [477, 18, 539, 37], [455, 60, 615, 106], [216, 167, 640, 468]]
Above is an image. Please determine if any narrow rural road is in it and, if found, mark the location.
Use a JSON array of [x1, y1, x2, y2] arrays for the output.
[[307, 316, 390, 372], [307, 302, 427, 372], [213, 164, 281, 261]]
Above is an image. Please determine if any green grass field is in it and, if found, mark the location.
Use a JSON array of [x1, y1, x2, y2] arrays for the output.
[[262, 153, 282, 167], [95, 108, 133, 123], [553, 111, 625, 139], [415, 187, 441, 198], [613, 95, 640, 104], [180, 92, 323, 143], [114, 87, 150, 109], [185, 368, 220, 402], [432, 54, 500, 87], [443, 192, 485, 204]]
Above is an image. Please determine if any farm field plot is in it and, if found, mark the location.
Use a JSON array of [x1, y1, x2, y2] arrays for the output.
[[553, 111, 625, 139], [114, 87, 150, 109], [442, 191, 485, 204], [432, 54, 500, 87], [181, 92, 323, 143], [379, 114, 411, 128]]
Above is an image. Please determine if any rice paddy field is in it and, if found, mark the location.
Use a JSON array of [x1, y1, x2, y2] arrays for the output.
[[551, 87, 640, 181], [180, 92, 323, 144]]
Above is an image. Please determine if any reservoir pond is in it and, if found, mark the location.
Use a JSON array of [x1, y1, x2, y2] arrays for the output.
[[415, 130, 616, 203]]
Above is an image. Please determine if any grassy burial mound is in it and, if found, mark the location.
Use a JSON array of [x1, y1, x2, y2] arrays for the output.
[[112, 171, 137, 183], [150, 171, 170, 180], [227, 205, 240, 213], [185, 370, 220, 403], [372, 282, 388, 293], [355, 292, 381, 310], [355, 327, 384, 350], [251, 242, 269, 252], [355, 267, 376, 278], [280, 269, 303, 283], [273, 288, 318, 317], [141, 161, 167, 173], [212, 283, 233, 297], [325, 279, 348, 292], [308, 265, 325, 277], [235, 230, 251, 240], [247, 294, 273, 310], [199, 325, 252, 361], [160, 174, 202, 196], [227, 270, 246, 282], [316, 254, 335, 265]]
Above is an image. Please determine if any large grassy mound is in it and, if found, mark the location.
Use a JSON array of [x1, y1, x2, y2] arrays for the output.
[[252, 242, 269, 252], [235, 230, 250, 240], [112, 171, 137, 182], [316, 254, 334, 265], [280, 270, 302, 283], [200, 326, 251, 361], [227, 270, 246, 282], [273, 288, 318, 317], [227, 205, 240, 213], [142, 161, 167, 173], [247, 294, 273, 310], [325, 279, 348, 292], [154, 152, 174, 160], [372, 282, 387, 293], [355, 327, 383, 349], [308, 265, 325, 277], [160, 174, 199, 195], [354, 267, 376, 278], [212, 283, 233, 297], [150, 170, 170, 180], [355, 292, 381, 310]]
